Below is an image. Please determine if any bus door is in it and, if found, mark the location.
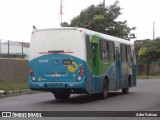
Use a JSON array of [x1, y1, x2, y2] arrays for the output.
[[90, 35, 100, 92], [91, 44, 98, 74], [90, 43, 98, 92]]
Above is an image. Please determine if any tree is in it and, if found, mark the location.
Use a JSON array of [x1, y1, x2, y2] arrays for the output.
[[70, 1, 136, 40], [134, 39, 151, 58], [138, 39, 160, 75], [61, 22, 70, 27]]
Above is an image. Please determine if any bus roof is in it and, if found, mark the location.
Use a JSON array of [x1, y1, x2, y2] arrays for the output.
[[34, 27, 133, 46]]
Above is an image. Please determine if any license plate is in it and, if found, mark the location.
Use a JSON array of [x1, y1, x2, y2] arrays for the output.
[[52, 73, 60, 77], [48, 83, 64, 86]]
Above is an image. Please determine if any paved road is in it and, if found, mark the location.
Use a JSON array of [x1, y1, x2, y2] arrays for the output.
[[0, 79, 160, 120]]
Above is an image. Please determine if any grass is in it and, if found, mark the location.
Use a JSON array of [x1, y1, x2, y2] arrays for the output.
[[0, 80, 29, 92], [137, 74, 160, 79]]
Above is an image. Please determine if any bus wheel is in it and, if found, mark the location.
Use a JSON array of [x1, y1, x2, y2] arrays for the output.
[[53, 91, 70, 99], [122, 87, 129, 94], [99, 79, 108, 99]]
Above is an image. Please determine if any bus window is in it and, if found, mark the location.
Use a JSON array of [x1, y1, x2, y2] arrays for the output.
[[127, 45, 131, 63], [92, 45, 96, 66], [108, 41, 115, 61], [115, 47, 120, 59], [86, 35, 91, 60], [131, 50, 136, 64], [125, 45, 128, 62], [120, 44, 127, 62], [100, 40, 109, 60]]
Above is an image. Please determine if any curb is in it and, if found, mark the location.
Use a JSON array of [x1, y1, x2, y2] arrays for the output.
[[0, 89, 40, 97]]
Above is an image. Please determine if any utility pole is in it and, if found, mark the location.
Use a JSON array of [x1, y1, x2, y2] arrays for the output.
[[103, 0, 105, 8], [8, 40, 9, 59], [60, 0, 63, 24], [0, 40, 1, 55], [153, 21, 155, 40], [22, 41, 23, 60]]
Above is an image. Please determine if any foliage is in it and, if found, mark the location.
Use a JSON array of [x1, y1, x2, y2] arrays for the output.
[[138, 47, 148, 58], [61, 22, 70, 27], [68, 1, 136, 40], [134, 39, 151, 58], [0, 80, 28, 91], [138, 39, 160, 75], [138, 39, 160, 61]]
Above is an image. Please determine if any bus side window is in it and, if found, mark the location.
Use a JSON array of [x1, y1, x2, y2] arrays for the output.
[[85, 35, 91, 60], [120, 44, 127, 62], [125, 45, 128, 62], [115, 47, 120, 59], [127, 45, 131, 63], [131, 50, 136, 64], [100, 40, 109, 61], [108, 41, 115, 61]]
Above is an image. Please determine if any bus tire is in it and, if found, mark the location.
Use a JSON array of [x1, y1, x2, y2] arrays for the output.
[[99, 79, 108, 99], [122, 87, 129, 94], [122, 78, 130, 94], [53, 91, 70, 99]]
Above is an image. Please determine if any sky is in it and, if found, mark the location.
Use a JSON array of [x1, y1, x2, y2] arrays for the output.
[[0, 0, 160, 42]]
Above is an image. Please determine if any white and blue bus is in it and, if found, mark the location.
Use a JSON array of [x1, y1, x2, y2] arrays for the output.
[[29, 27, 136, 99]]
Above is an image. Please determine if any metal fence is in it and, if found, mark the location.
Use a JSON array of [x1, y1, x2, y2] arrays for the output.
[[137, 60, 160, 75], [0, 40, 30, 60], [137, 59, 160, 65]]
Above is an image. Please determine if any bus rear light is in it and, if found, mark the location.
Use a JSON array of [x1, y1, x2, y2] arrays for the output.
[[29, 68, 34, 76], [29, 68, 33, 72], [80, 29, 83, 32], [79, 67, 84, 77], [79, 71, 83, 76], [80, 67, 84, 72]]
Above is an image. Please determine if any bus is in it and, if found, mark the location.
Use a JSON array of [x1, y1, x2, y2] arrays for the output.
[[29, 27, 136, 99]]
